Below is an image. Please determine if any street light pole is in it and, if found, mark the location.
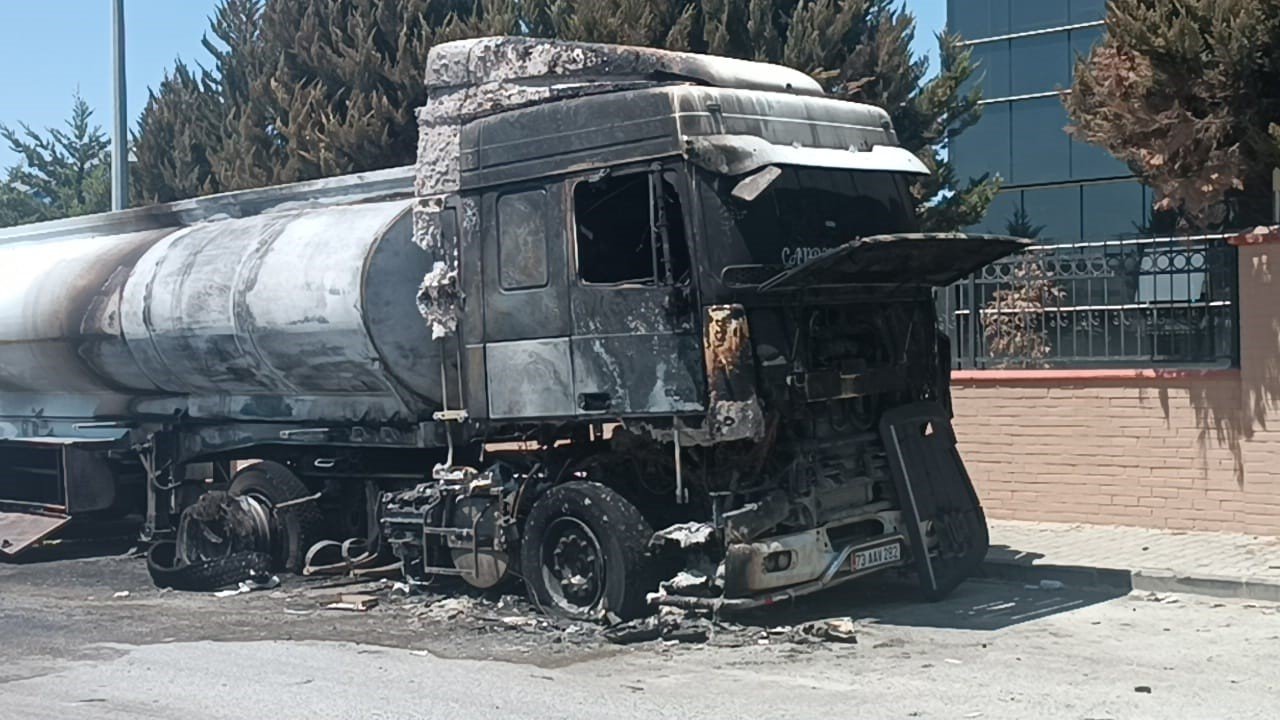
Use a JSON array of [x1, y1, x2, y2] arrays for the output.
[[111, 0, 128, 211]]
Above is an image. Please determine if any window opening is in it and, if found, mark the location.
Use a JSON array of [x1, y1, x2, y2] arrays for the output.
[[574, 169, 689, 286]]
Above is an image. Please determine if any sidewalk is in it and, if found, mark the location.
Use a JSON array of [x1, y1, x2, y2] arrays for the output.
[[982, 519, 1280, 602]]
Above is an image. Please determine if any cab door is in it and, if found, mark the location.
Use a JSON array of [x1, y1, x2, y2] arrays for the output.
[[568, 164, 704, 417], [480, 183, 575, 419]]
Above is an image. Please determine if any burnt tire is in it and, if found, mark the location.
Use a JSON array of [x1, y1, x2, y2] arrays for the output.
[[147, 541, 274, 592], [520, 481, 655, 621], [229, 461, 322, 574]]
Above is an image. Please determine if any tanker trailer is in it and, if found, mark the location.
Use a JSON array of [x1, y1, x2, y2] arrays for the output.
[[0, 37, 1028, 618]]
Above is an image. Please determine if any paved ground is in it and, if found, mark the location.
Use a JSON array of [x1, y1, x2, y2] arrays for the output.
[[1, 543, 1277, 719], [986, 519, 1280, 599]]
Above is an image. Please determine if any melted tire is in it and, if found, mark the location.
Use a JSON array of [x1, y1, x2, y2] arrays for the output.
[[147, 540, 273, 591], [520, 481, 655, 621], [230, 461, 322, 574]]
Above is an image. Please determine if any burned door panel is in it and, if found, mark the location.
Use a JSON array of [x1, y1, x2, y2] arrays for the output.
[[570, 334, 703, 414], [879, 402, 989, 601], [485, 339, 575, 418], [481, 185, 570, 342], [568, 166, 702, 416], [482, 184, 575, 418]]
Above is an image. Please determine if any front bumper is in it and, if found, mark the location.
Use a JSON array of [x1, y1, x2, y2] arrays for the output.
[[649, 529, 911, 612]]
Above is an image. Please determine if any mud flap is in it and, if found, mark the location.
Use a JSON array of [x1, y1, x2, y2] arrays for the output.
[[879, 402, 989, 601]]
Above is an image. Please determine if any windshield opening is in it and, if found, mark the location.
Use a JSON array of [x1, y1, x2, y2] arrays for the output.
[[700, 167, 919, 287]]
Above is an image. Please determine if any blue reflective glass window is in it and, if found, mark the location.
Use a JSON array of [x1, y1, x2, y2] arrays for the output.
[[1070, 0, 1107, 24], [1071, 135, 1129, 181], [1010, 97, 1071, 185], [1010, 32, 1070, 95], [965, 40, 1010, 99], [949, 0, 1011, 40], [1011, 0, 1068, 33], [970, 189, 1022, 235], [1082, 181, 1145, 240], [1021, 185, 1082, 243], [951, 102, 1011, 184]]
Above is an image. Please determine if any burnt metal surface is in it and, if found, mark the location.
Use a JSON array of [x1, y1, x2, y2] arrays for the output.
[[879, 402, 989, 601], [702, 305, 763, 441], [0, 511, 69, 557], [484, 339, 575, 419], [425, 37, 823, 98], [0, 167, 412, 245], [114, 200, 438, 423], [759, 234, 1033, 291]]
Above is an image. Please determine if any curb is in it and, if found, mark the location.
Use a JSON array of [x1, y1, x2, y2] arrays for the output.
[[979, 558, 1280, 603]]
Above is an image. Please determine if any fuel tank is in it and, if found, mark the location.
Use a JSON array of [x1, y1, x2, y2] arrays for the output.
[[0, 189, 441, 427]]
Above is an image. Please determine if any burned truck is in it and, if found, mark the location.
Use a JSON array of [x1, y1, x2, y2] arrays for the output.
[[0, 38, 1026, 617]]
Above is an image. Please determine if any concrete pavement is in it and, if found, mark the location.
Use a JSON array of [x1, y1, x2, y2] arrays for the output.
[[984, 518, 1280, 601]]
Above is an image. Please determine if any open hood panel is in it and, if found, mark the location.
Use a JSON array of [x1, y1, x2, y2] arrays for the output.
[[758, 233, 1032, 291]]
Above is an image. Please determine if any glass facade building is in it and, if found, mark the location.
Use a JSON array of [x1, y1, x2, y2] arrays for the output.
[[948, 0, 1151, 243]]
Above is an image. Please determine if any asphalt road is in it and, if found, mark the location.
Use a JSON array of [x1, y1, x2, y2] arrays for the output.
[[0, 541, 1276, 719]]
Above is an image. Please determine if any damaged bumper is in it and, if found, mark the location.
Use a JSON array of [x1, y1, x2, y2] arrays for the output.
[[650, 511, 913, 612]]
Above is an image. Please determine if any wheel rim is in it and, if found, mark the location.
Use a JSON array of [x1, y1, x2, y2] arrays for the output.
[[540, 516, 605, 615], [177, 493, 274, 564]]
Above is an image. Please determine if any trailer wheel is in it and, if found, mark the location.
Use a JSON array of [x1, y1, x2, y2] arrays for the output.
[[230, 461, 322, 574], [520, 481, 654, 621]]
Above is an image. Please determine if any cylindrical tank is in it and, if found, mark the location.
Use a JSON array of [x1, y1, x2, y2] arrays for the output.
[[0, 198, 441, 424]]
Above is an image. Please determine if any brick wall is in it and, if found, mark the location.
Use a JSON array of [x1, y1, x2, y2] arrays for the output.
[[951, 236, 1280, 536]]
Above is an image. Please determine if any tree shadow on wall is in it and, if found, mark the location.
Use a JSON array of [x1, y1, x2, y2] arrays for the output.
[[1178, 249, 1280, 488]]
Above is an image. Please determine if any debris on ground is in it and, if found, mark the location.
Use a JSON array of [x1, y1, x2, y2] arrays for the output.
[[796, 618, 859, 644], [650, 522, 715, 549], [213, 576, 280, 598], [1130, 590, 1179, 604], [1134, 685, 1153, 694], [325, 594, 380, 612], [111, 590, 130, 599], [1024, 580, 1064, 591]]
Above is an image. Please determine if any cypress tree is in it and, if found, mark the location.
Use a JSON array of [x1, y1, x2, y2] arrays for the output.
[[132, 0, 995, 231], [1067, 0, 1280, 229]]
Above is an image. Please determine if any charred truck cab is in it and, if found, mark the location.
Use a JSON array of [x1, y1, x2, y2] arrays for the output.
[[0, 38, 1027, 618]]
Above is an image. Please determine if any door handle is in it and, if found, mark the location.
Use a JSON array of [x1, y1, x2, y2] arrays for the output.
[[578, 392, 612, 412]]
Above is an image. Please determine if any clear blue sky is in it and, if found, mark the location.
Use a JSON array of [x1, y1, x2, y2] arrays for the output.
[[0, 0, 946, 170]]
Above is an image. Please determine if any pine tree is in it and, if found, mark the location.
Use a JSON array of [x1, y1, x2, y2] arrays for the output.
[[0, 95, 111, 227], [1067, 0, 1280, 229]]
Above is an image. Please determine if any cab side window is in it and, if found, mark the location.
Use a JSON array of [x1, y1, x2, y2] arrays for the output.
[[574, 171, 689, 286]]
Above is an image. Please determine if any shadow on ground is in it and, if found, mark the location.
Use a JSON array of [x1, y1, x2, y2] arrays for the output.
[[737, 569, 1128, 633], [2, 519, 140, 565]]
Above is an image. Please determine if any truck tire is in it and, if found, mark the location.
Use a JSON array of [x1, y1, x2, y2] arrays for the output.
[[229, 461, 322, 574], [520, 481, 655, 621], [147, 540, 274, 592]]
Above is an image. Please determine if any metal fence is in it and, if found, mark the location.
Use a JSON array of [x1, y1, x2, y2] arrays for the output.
[[939, 233, 1239, 369]]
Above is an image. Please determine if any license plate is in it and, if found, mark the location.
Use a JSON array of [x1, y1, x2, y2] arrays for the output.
[[852, 542, 902, 572]]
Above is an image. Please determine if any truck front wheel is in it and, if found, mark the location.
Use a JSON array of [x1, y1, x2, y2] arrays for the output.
[[520, 481, 655, 621]]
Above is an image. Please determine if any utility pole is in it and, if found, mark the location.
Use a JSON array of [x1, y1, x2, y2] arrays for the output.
[[111, 0, 128, 211]]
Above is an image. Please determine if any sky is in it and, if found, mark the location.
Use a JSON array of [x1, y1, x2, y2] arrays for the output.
[[0, 0, 947, 170]]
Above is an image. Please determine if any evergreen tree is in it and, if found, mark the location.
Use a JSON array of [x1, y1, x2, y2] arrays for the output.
[[0, 95, 111, 227], [132, 61, 222, 203], [1067, 0, 1280, 229], [539, 0, 996, 230], [132, 0, 996, 231]]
